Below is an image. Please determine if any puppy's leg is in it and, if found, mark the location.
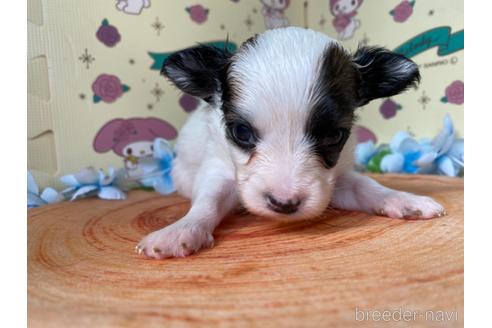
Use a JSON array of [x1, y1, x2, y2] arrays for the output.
[[331, 171, 445, 219], [137, 160, 238, 259]]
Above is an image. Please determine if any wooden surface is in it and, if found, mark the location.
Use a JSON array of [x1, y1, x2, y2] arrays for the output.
[[28, 174, 463, 327]]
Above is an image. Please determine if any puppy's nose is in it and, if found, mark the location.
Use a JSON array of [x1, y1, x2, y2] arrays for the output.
[[265, 193, 301, 214]]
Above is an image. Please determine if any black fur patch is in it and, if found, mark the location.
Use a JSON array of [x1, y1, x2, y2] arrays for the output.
[[221, 72, 260, 153], [241, 34, 259, 49], [306, 44, 420, 168], [305, 44, 358, 168], [160, 45, 232, 103], [353, 46, 421, 106]]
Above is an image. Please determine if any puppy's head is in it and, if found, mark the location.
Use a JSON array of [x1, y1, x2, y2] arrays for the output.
[[162, 27, 419, 219]]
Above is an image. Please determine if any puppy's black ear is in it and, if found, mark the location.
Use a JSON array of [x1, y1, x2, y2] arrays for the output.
[[352, 46, 420, 106], [161, 45, 232, 103]]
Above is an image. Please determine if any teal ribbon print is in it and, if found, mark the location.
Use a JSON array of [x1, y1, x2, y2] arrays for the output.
[[148, 41, 238, 70], [394, 26, 464, 58]]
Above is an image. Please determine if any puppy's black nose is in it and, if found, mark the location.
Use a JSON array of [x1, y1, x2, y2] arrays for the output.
[[265, 193, 301, 214]]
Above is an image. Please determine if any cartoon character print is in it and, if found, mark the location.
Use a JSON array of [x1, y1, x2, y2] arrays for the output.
[[261, 0, 290, 29], [116, 0, 151, 15], [93, 118, 177, 172], [330, 0, 363, 40]]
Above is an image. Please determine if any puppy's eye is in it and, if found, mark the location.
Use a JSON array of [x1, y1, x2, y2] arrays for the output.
[[229, 122, 256, 150], [126, 148, 133, 155], [233, 123, 253, 142], [323, 128, 347, 147]]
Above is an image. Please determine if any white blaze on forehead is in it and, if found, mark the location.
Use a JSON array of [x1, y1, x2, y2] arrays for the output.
[[229, 27, 337, 129]]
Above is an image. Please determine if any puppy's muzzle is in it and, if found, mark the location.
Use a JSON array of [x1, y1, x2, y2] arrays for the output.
[[265, 193, 302, 214]]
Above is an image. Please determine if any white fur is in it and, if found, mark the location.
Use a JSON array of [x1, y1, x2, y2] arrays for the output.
[[137, 27, 445, 259]]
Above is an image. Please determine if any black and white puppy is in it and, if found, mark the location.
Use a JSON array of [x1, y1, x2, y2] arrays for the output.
[[137, 27, 445, 259]]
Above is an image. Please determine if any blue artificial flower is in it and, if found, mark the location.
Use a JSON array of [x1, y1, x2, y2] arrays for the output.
[[354, 140, 377, 166], [380, 131, 421, 174], [353, 114, 463, 176], [414, 114, 464, 176], [60, 167, 127, 201], [27, 171, 64, 208], [137, 138, 175, 195]]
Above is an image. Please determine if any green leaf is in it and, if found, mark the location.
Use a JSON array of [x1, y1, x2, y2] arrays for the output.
[[102, 19, 109, 26], [441, 96, 448, 103], [93, 95, 101, 103], [389, 9, 394, 16], [367, 149, 392, 173], [122, 84, 130, 92]]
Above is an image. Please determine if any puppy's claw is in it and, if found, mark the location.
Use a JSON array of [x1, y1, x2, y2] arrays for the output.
[[403, 209, 422, 219], [208, 234, 215, 248], [138, 223, 216, 259]]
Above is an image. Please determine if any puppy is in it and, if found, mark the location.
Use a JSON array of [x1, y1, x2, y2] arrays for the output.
[[137, 27, 445, 259]]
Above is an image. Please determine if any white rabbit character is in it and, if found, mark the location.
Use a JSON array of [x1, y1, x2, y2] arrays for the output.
[[261, 0, 290, 29], [116, 0, 151, 15]]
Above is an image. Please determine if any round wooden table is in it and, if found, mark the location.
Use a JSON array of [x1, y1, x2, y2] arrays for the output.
[[28, 174, 463, 327]]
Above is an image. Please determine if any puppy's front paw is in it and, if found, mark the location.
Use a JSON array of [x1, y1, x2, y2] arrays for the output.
[[136, 221, 214, 259], [376, 192, 445, 220]]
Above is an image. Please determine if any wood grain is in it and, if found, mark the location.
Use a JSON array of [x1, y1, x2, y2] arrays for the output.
[[28, 174, 463, 328]]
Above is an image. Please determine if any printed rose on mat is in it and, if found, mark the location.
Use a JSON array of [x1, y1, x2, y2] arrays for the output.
[[379, 98, 402, 119], [96, 19, 121, 47], [92, 74, 130, 103], [390, 0, 415, 23], [441, 80, 464, 105]]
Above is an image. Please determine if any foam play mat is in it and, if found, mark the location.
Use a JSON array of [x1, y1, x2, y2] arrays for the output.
[[28, 174, 463, 327]]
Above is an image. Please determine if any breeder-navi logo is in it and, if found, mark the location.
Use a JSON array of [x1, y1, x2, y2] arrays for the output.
[[355, 307, 459, 322]]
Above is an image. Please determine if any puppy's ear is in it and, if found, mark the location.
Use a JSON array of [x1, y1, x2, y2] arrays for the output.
[[352, 46, 420, 106], [161, 45, 232, 103]]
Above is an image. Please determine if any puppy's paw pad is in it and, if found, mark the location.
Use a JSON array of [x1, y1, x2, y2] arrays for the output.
[[377, 192, 445, 220], [136, 223, 214, 259]]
